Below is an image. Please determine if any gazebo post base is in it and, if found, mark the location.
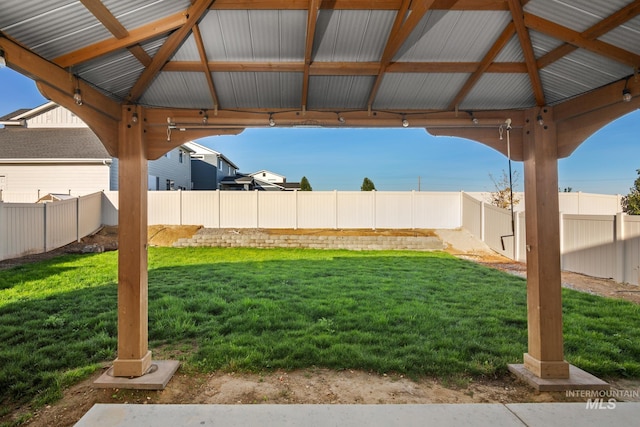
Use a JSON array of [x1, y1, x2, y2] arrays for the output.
[[93, 360, 180, 390], [508, 363, 609, 392]]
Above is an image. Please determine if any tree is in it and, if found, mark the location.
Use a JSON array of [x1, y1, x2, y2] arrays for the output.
[[488, 170, 520, 209], [361, 177, 376, 191], [300, 176, 312, 191], [622, 169, 640, 215]]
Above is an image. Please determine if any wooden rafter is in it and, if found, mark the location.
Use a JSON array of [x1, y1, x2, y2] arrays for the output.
[[536, 0, 640, 71], [301, 0, 322, 111], [507, 0, 545, 106], [162, 60, 526, 74], [80, 0, 154, 68], [367, 0, 424, 108], [524, 13, 640, 68], [192, 24, 219, 109], [0, 36, 121, 121], [127, 0, 215, 103], [53, 12, 188, 68], [447, 22, 515, 110]]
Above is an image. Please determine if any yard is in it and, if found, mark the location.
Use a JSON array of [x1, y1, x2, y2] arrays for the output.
[[1, 247, 639, 426]]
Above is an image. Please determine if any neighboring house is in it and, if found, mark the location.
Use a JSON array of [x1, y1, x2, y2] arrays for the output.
[[184, 141, 238, 190], [0, 103, 194, 198], [220, 170, 301, 191]]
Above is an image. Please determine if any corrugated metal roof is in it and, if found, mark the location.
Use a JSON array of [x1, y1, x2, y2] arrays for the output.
[[1, 1, 637, 115], [540, 48, 632, 104], [374, 73, 469, 110], [600, 15, 640, 55], [2, 2, 109, 59], [494, 35, 524, 62], [141, 72, 215, 109], [313, 10, 395, 62], [198, 10, 306, 62], [307, 76, 375, 109], [213, 72, 303, 109], [394, 11, 512, 62], [524, 0, 631, 33], [461, 74, 536, 110], [102, 0, 191, 31], [529, 31, 566, 58]]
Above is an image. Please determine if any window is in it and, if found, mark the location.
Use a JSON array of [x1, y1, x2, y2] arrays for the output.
[[179, 151, 183, 163], [166, 179, 174, 190]]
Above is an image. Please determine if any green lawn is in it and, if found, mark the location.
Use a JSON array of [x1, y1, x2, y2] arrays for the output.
[[1, 247, 639, 408]]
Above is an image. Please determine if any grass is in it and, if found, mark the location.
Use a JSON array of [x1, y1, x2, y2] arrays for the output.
[[1, 247, 639, 409]]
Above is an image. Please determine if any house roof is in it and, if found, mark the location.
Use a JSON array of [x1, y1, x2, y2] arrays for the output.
[[250, 170, 286, 179], [184, 141, 239, 169], [0, 128, 112, 160], [0, 1, 636, 121], [0, 109, 30, 121]]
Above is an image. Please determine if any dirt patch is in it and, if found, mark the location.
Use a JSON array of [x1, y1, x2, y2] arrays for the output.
[[148, 225, 202, 247], [19, 366, 638, 427]]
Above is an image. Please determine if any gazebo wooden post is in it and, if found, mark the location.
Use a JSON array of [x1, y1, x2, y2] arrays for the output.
[[112, 105, 152, 377], [521, 106, 569, 379]]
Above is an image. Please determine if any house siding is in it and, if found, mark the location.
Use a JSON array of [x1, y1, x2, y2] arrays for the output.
[[191, 155, 219, 190], [110, 147, 192, 191], [26, 107, 87, 128], [0, 164, 110, 199]]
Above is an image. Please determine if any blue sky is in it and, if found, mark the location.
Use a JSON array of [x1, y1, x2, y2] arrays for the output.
[[1, 67, 638, 194]]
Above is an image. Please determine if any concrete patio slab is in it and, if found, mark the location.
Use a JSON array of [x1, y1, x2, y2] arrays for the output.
[[74, 402, 640, 427], [506, 402, 639, 426], [508, 364, 609, 392], [93, 360, 180, 390], [74, 403, 525, 427]]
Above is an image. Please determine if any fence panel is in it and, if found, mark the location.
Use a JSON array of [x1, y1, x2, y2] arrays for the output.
[[220, 191, 258, 228], [483, 204, 516, 259], [562, 215, 616, 279], [0, 191, 39, 203], [517, 211, 527, 263], [257, 192, 296, 228], [46, 198, 78, 250], [337, 192, 374, 229], [413, 192, 461, 229], [297, 192, 337, 228], [623, 216, 640, 286], [182, 191, 219, 227], [375, 192, 413, 228], [148, 192, 181, 225], [102, 191, 119, 226], [0, 203, 45, 260], [462, 192, 482, 237], [78, 192, 103, 237]]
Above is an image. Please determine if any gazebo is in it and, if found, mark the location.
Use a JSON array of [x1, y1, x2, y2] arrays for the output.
[[1, 0, 638, 390]]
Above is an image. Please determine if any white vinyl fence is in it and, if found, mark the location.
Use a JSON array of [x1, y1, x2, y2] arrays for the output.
[[102, 190, 463, 230], [462, 194, 640, 286], [3, 190, 638, 285], [0, 192, 102, 261]]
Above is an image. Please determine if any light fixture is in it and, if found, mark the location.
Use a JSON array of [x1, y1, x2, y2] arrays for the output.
[[131, 112, 138, 123], [202, 114, 208, 124], [402, 115, 409, 127], [268, 114, 276, 127], [337, 113, 345, 124], [73, 88, 83, 106], [536, 114, 544, 126], [0, 49, 6, 68], [623, 77, 633, 102], [468, 111, 478, 125]]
